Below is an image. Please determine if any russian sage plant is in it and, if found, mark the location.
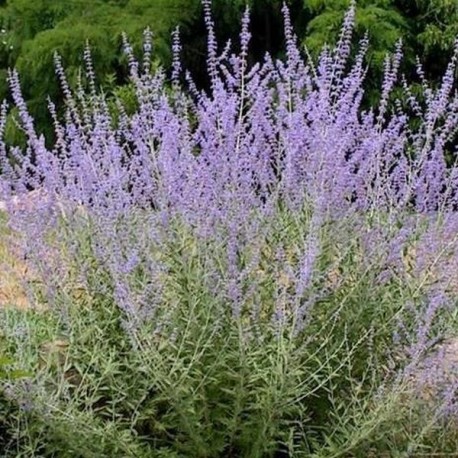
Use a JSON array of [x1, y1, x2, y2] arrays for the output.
[[0, 1, 458, 456]]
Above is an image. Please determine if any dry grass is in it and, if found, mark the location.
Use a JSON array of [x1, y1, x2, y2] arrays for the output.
[[0, 208, 94, 312], [0, 215, 33, 309]]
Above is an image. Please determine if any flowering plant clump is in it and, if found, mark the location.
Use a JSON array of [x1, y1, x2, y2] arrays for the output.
[[1, 1, 458, 456]]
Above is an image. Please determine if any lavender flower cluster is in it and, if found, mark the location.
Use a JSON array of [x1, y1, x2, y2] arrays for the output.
[[0, 2, 457, 359]]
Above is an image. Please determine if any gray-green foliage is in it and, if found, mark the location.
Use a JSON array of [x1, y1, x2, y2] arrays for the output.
[[2, 209, 458, 456]]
